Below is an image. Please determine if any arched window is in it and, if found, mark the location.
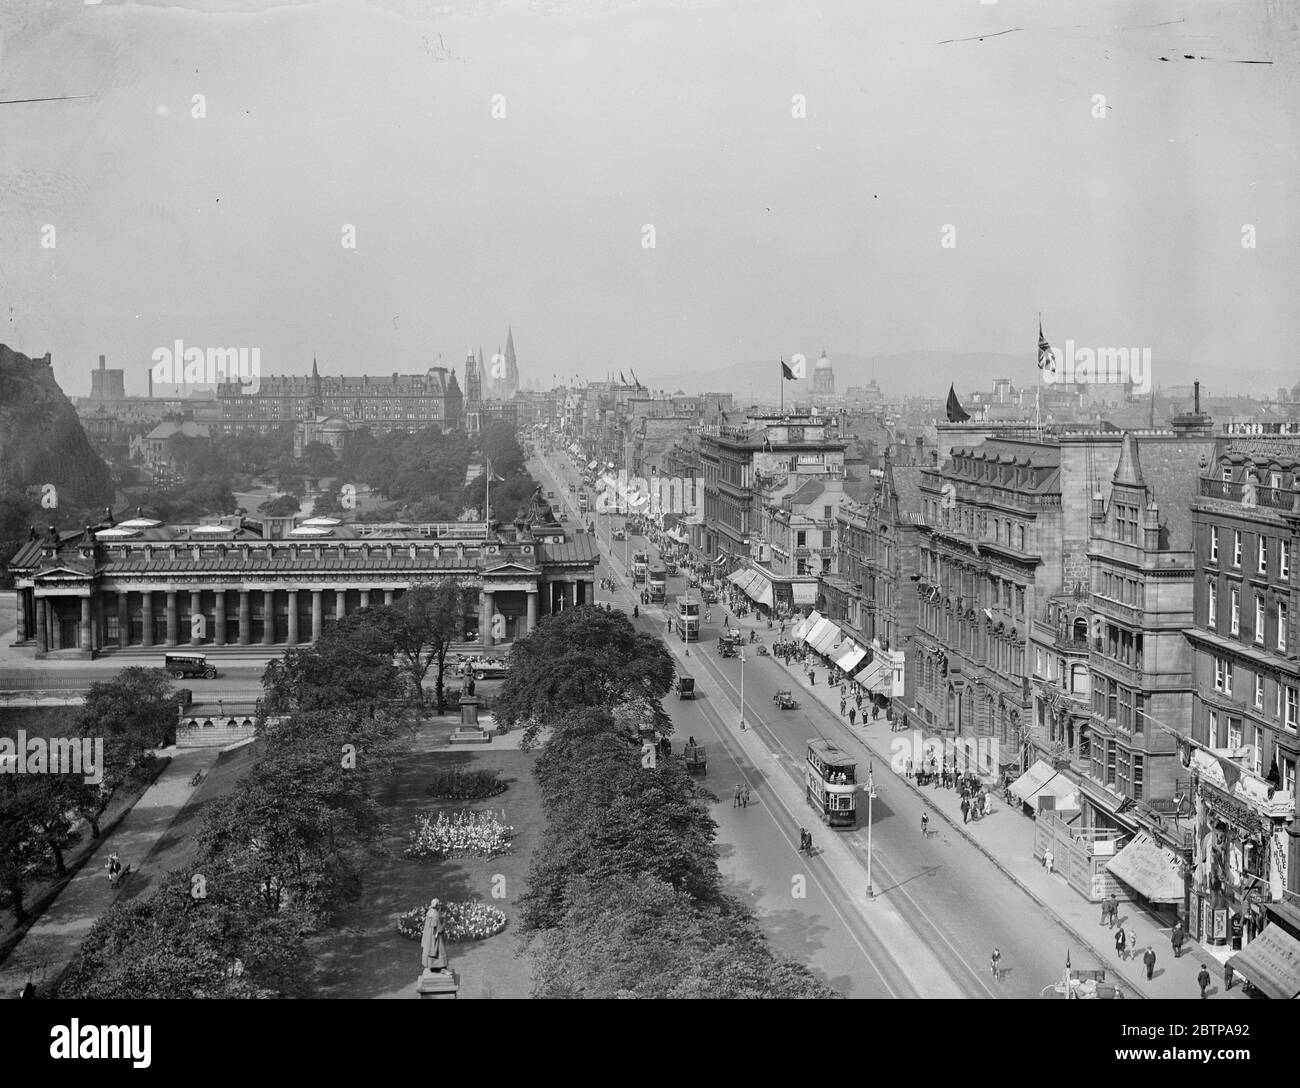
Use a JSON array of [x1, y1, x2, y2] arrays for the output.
[[1017, 524, 1026, 551]]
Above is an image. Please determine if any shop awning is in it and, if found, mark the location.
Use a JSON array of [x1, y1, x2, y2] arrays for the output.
[[729, 567, 775, 608], [856, 655, 892, 692], [1227, 924, 1300, 1000], [801, 615, 832, 647], [1105, 832, 1185, 903], [808, 619, 843, 655], [790, 612, 819, 641], [1009, 760, 1058, 805], [713, 554, 728, 566], [792, 581, 819, 605], [836, 642, 867, 673]]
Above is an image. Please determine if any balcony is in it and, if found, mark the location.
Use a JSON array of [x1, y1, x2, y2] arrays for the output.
[[1200, 477, 1296, 511]]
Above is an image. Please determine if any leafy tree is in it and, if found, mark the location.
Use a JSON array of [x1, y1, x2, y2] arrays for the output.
[[0, 775, 47, 922], [298, 441, 340, 480], [262, 614, 401, 717], [372, 581, 476, 712], [496, 606, 675, 745], [259, 493, 300, 518]]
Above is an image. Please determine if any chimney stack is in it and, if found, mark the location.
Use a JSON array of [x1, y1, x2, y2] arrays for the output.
[[1194, 380, 1201, 414]]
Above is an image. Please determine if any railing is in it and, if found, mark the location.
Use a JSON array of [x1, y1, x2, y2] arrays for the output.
[[1200, 477, 1296, 510]]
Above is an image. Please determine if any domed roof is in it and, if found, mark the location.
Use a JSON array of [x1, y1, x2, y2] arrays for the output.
[[815, 349, 832, 369]]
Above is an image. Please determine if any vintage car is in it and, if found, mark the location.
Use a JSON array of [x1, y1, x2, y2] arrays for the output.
[[163, 652, 219, 680], [676, 674, 696, 699], [774, 689, 799, 710], [613, 527, 626, 541]]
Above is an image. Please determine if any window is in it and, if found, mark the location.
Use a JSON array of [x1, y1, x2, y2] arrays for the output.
[[1223, 466, 1233, 483], [1106, 744, 1117, 785], [1208, 581, 1217, 627], [1282, 541, 1291, 581], [1117, 503, 1138, 544], [822, 529, 832, 548], [823, 505, 832, 520], [1208, 711, 1220, 748], [1132, 753, 1144, 801], [1018, 524, 1026, 551], [1282, 756, 1296, 796], [1210, 526, 1219, 563], [1256, 595, 1265, 644], [1233, 530, 1242, 567], [1214, 656, 1232, 695], [1252, 726, 1262, 775], [1035, 648, 1043, 677], [1288, 687, 1298, 732], [796, 530, 806, 547], [1256, 673, 1266, 710], [1258, 535, 1268, 573], [1279, 601, 1288, 653], [1226, 716, 1243, 750], [1230, 587, 1240, 636]]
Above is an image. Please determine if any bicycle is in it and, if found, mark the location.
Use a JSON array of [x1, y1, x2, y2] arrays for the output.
[[991, 949, 1001, 978]]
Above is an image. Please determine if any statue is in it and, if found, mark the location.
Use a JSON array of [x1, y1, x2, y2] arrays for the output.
[[465, 675, 476, 697], [421, 899, 448, 972]]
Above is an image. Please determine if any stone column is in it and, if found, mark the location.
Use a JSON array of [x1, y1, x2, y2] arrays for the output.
[[482, 590, 495, 648], [165, 591, 179, 647], [34, 594, 48, 652], [141, 591, 154, 647], [15, 590, 27, 642], [359, 589, 370, 609], [287, 590, 299, 646], [191, 591, 203, 645], [80, 596, 92, 653], [311, 590, 323, 642], [118, 593, 130, 648], [263, 590, 276, 645], [238, 591, 251, 646], [384, 589, 394, 605], [214, 592, 227, 647], [526, 589, 539, 633], [335, 589, 347, 621]]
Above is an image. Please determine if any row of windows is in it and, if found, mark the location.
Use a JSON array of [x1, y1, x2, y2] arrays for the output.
[[918, 604, 1026, 678], [1208, 525, 1291, 579], [922, 502, 1031, 551], [1206, 712, 1300, 792], [1207, 582, 1289, 651], [1090, 742, 1145, 799], [1211, 655, 1300, 730], [1097, 571, 1145, 608]]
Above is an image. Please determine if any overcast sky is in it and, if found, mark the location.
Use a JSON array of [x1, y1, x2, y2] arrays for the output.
[[0, 0, 1296, 397]]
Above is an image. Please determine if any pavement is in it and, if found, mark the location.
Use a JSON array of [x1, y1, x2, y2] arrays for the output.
[[717, 598, 1248, 1001], [0, 744, 228, 998]]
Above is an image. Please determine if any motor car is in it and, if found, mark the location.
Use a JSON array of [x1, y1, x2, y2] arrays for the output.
[[558, 510, 569, 521], [613, 528, 626, 541], [163, 652, 219, 680], [468, 658, 509, 681]]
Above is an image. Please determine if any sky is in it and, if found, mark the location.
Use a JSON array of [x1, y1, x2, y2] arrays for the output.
[[0, 0, 1296, 398]]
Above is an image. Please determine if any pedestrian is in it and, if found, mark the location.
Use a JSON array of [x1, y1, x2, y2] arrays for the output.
[[1101, 899, 1110, 926], [848, 706, 857, 726], [990, 947, 1001, 978], [1198, 964, 1211, 999], [960, 797, 970, 823], [742, 784, 751, 808], [1143, 946, 1156, 981], [1115, 926, 1127, 961], [1043, 847, 1054, 874], [1105, 894, 1119, 927], [809, 670, 816, 686], [1171, 920, 1184, 958], [921, 812, 929, 836], [1224, 961, 1235, 991], [905, 758, 913, 779], [856, 694, 863, 711], [733, 784, 742, 807], [840, 697, 847, 716]]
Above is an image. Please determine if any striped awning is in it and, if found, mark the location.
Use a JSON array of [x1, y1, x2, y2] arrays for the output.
[[836, 643, 867, 673], [808, 618, 843, 655], [791, 612, 819, 641], [1227, 925, 1300, 1000], [1105, 832, 1185, 904], [856, 655, 892, 692]]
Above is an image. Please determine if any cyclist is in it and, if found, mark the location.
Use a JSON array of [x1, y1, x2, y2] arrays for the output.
[[991, 947, 1001, 978], [921, 813, 929, 836]]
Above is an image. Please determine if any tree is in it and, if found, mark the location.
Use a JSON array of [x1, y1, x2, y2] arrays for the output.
[[496, 606, 675, 745], [261, 615, 401, 717], [0, 776, 47, 923], [259, 493, 301, 518], [373, 581, 476, 712]]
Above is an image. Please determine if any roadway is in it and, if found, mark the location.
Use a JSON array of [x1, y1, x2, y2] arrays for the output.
[[533, 443, 1115, 999]]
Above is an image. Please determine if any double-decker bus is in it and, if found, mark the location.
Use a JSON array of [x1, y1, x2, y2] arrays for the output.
[[632, 551, 649, 584], [578, 491, 589, 514], [670, 594, 700, 640], [648, 564, 667, 601], [805, 740, 857, 828]]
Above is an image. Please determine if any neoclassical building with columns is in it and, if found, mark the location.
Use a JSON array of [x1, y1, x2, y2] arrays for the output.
[[8, 503, 598, 659]]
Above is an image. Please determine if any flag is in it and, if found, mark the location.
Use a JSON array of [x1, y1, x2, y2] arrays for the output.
[[485, 457, 504, 483], [781, 357, 795, 380], [619, 370, 628, 385], [945, 384, 971, 423], [1218, 753, 1241, 795], [1037, 319, 1057, 373]]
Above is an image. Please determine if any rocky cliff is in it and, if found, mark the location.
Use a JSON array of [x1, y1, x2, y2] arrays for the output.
[[0, 344, 113, 510]]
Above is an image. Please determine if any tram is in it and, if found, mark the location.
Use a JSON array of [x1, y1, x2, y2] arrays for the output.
[[805, 739, 857, 828]]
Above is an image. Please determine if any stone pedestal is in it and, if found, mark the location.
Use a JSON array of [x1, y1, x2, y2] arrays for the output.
[[459, 696, 480, 727], [416, 969, 459, 999]]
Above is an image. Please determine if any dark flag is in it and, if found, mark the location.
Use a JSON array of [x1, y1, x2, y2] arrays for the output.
[[1037, 319, 1057, 373], [945, 384, 971, 422], [781, 357, 795, 380]]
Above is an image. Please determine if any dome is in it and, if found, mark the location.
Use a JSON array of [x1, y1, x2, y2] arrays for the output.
[[815, 350, 832, 369]]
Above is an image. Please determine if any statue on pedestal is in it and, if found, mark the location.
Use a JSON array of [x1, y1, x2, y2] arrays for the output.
[[421, 899, 448, 973]]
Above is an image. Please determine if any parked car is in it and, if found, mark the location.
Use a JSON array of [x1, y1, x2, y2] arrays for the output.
[[163, 652, 218, 680], [613, 528, 626, 541], [468, 658, 509, 681]]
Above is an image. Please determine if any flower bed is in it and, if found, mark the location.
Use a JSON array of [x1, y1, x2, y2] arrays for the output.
[[404, 809, 515, 860], [397, 900, 508, 943], [425, 768, 508, 801]]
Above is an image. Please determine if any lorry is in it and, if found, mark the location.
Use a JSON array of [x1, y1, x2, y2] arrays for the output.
[[633, 551, 649, 584], [670, 594, 700, 641], [648, 564, 667, 602]]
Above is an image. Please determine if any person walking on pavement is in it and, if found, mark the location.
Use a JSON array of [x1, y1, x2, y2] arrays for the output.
[[1224, 960, 1235, 991], [1114, 926, 1127, 961], [1043, 847, 1054, 874], [990, 947, 1001, 979], [961, 797, 970, 824], [1143, 946, 1156, 981], [840, 697, 847, 716], [809, 670, 816, 686], [742, 784, 751, 808], [733, 784, 742, 808], [848, 706, 857, 726], [1171, 920, 1185, 958], [1198, 964, 1211, 999], [921, 812, 929, 836]]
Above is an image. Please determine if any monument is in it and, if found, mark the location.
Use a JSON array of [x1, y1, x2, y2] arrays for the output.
[[417, 898, 459, 998]]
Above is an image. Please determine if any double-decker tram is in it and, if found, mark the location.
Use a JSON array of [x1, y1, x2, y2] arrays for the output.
[[805, 740, 857, 828]]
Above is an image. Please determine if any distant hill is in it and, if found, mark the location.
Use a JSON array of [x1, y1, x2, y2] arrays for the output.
[[645, 351, 1272, 400], [0, 343, 114, 512]]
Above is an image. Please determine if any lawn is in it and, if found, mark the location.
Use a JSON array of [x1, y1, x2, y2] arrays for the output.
[[306, 736, 542, 999]]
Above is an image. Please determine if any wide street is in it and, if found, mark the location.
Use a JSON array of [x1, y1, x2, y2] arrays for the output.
[[533, 446, 1118, 999]]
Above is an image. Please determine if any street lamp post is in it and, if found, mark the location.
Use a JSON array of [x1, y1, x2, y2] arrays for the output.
[[865, 761, 877, 900], [739, 648, 746, 730]]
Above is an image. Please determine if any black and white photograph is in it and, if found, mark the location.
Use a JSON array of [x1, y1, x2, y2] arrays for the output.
[[0, 0, 1296, 1053]]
